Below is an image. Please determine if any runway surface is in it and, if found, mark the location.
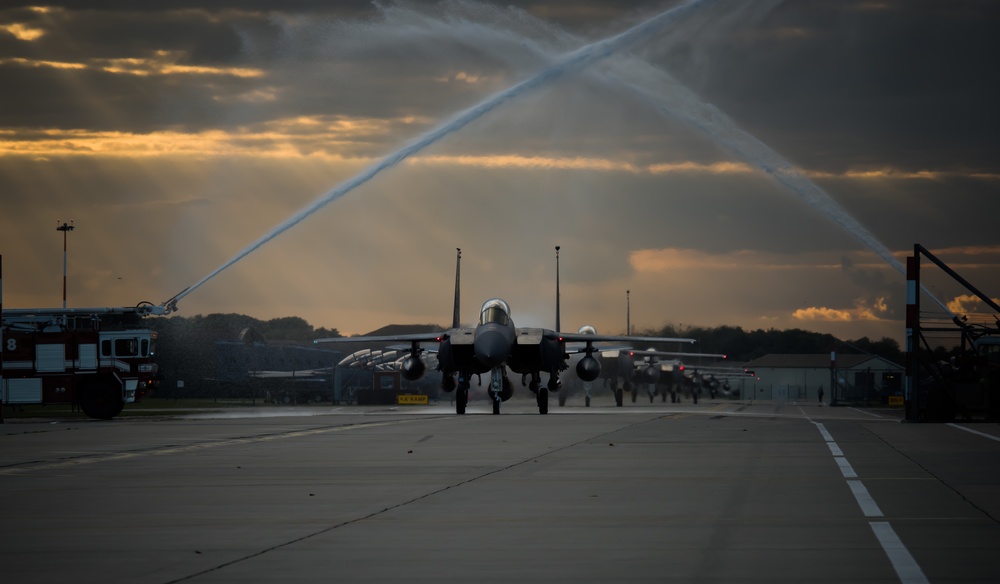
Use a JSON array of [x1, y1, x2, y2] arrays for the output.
[[2, 398, 999, 583]]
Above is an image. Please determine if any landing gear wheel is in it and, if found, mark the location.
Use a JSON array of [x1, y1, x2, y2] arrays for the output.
[[585, 395, 591, 408], [649, 393, 655, 403], [80, 382, 124, 420], [615, 388, 624, 407], [490, 390, 501, 415], [537, 387, 549, 414], [456, 386, 468, 415], [558, 390, 566, 407], [631, 389, 638, 403]]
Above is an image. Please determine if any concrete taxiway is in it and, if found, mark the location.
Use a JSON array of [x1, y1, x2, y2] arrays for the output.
[[1, 398, 999, 583]]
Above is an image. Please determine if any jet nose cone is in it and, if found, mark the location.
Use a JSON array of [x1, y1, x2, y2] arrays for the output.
[[474, 329, 510, 369]]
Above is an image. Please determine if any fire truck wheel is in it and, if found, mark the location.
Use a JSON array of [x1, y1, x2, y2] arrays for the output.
[[80, 382, 124, 420]]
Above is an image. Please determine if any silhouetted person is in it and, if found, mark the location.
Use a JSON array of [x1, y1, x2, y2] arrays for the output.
[[818, 386, 824, 407]]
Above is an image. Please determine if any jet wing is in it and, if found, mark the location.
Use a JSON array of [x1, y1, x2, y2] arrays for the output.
[[314, 328, 476, 346], [547, 332, 696, 355], [628, 350, 727, 359], [553, 332, 697, 345], [512, 329, 694, 348], [315, 332, 442, 344]]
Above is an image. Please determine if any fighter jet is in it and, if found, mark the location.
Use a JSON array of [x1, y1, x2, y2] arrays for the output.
[[627, 349, 728, 403], [314, 248, 696, 415], [589, 349, 725, 404]]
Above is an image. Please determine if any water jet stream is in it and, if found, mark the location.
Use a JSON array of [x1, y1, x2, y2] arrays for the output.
[[165, 0, 953, 321], [162, 0, 713, 312], [514, 16, 954, 316], [605, 64, 955, 316]]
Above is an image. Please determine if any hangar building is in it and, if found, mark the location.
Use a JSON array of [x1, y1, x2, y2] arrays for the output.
[[740, 353, 904, 405]]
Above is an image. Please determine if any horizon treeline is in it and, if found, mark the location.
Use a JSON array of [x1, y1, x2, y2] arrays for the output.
[[146, 313, 906, 367]]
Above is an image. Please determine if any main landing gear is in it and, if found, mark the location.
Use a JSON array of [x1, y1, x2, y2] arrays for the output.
[[536, 374, 560, 415], [536, 387, 548, 415], [488, 367, 511, 415], [608, 380, 624, 407], [455, 374, 470, 415], [524, 372, 550, 414]]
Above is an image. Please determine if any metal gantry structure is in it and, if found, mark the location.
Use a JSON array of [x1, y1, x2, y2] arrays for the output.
[[905, 244, 1000, 422]]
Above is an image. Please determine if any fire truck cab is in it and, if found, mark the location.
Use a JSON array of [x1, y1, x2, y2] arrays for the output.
[[2, 313, 159, 419]]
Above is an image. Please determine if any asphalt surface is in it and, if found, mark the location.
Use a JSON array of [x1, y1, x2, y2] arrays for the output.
[[2, 397, 999, 583]]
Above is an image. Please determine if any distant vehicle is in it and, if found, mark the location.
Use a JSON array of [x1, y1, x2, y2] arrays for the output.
[[316, 248, 695, 415], [2, 307, 161, 419]]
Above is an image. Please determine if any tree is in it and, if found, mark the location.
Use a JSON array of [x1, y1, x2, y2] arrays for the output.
[[146, 313, 340, 393], [844, 336, 904, 365], [261, 316, 314, 341]]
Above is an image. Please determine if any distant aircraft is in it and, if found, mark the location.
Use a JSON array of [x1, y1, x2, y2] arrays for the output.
[[315, 248, 695, 415], [628, 349, 728, 403], [682, 366, 753, 399], [594, 349, 727, 404]]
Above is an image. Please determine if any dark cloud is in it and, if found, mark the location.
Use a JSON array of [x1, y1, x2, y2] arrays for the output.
[[0, 1, 373, 13], [841, 254, 890, 292], [5, 0, 996, 166], [2, 0, 998, 339], [672, 0, 1000, 173]]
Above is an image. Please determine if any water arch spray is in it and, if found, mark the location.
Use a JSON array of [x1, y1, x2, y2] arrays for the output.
[[162, 0, 951, 319], [162, 0, 714, 311]]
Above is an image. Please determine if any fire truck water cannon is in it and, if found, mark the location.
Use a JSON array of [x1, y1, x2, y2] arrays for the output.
[[2, 304, 165, 420], [1, 255, 181, 421], [157, 287, 191, 315]]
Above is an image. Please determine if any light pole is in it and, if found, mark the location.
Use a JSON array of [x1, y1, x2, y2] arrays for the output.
[[56, 220, 74, 308], [555, 246, 560, 332], [626, 289, 631, 335]]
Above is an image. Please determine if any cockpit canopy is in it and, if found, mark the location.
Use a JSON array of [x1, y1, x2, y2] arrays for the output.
[[479, 298, 511, 326]]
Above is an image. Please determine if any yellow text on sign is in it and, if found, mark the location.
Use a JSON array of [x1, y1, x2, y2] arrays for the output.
[[888, 395, 904, 406], [397, 394, 429, 405]]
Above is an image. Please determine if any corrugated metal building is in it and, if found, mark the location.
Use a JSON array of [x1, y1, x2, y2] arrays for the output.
[[741, 354, 904, 404]]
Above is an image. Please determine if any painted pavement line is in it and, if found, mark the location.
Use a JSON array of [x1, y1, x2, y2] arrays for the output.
[[814, 419, 929, 584], [870, 522, 930, 584], [947, 422, 1000, 442], [814, 422, 835, 442], [835, 456, 858, 478], [848, 479, 883, 517], [849, 407, 883, 418], [0, 418, 424, 476]]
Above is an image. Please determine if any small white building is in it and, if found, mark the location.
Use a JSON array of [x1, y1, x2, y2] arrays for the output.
[[740, 354, 904, 404]]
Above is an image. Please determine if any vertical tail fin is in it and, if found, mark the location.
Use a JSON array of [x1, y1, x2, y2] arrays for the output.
[[555, 246, 561, 332], [452, 248, 461, 329]]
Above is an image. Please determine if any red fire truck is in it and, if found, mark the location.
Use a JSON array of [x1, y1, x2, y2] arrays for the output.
[[2, 307, 161, 419]]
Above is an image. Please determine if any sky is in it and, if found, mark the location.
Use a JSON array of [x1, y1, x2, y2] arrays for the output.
[[1, 0, 998, 343]]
